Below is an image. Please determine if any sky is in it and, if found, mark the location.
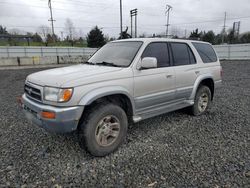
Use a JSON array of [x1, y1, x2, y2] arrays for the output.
[[0, 0, 250, 38]]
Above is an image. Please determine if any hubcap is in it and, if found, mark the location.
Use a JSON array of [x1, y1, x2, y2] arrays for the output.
[[95, 115, 120, 147], [198, 93, 209, 112]]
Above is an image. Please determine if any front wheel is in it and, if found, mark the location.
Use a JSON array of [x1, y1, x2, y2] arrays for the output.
[[190, 85, 212, 116], [78, 103, 128, 157]]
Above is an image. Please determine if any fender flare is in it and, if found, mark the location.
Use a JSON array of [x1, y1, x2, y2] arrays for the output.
[[189, 74, 215, 100], [78, 86, 136, 113]]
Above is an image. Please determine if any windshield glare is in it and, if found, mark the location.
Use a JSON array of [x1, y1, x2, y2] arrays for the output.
[[88, 41, 143, 67]]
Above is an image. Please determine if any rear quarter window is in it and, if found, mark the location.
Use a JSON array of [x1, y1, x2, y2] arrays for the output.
[[192, 42, 218, 63]]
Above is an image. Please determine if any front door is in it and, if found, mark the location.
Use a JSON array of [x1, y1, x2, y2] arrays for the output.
[[133, 42, 175, 111]]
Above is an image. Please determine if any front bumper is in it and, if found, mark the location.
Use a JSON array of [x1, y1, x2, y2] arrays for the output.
[[215, 80, 222, 88], [21, 94, 84, 133]]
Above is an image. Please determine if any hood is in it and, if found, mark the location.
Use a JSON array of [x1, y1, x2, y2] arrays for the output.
[[26, 64, 123, 87]]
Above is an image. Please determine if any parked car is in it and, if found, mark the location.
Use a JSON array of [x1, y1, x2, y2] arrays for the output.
[[20, 38, 222, 156]]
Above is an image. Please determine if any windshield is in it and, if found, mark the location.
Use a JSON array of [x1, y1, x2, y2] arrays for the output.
[[88, 41, 143, 67]]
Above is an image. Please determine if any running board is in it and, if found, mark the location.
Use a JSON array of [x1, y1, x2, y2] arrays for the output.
[[133, 100, 194, 123]]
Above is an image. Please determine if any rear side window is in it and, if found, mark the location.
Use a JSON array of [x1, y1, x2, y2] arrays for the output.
[[170, 43, 196, 66], [142, 43, 170, 68], [192, 42, 217, 63]]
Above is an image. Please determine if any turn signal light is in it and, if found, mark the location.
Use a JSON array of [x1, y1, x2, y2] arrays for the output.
[[62, 89, 72, 102], [59, 89, 73, 102], [41, 111, 56, 119]]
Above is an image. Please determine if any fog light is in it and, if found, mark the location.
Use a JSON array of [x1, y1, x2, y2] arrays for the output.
[[41, 111, 56, 119]]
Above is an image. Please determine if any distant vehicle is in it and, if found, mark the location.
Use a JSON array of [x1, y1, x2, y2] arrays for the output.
[[20, 38, 222, 156]]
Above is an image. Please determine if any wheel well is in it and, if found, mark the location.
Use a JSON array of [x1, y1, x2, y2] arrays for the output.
[[84, 94, 134, 121], [199, 78, 215, 100]]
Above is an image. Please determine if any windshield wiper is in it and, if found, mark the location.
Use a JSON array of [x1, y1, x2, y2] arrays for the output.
[[96, 61, 120, 67], [83, 61, 96, 65]]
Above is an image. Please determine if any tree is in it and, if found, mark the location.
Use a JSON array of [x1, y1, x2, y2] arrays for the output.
[[32, 33, 43, 42], [118, 27, 131, 39], [189, 28, 202, 39], [65, 18, 76, 41], [8, 28, 23, 35], [0, 25, 8, 34], [46, 34, 54, 44], [240, 32, 250, 43], [202, 30, 216, 44], [87, 26, 106, 48], [214, 34, 223, 45], [37, 25, 51, 42], [139, 33, 147, 38]]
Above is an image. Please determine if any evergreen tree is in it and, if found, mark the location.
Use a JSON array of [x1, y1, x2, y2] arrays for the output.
[[32, 33, 43, 43], [189, 28, 202, 39], [118, 27, 131, 39], [202, 31, 216, 44], [87, 26, 106, 48], [0, 25, 8, 34]]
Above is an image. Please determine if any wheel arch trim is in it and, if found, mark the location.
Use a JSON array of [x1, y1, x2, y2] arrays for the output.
[[189, 74, 214, 100], [78, 86, 135, 114]]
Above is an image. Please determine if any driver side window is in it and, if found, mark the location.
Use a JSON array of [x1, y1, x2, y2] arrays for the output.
[[142, 43, 170, 68]]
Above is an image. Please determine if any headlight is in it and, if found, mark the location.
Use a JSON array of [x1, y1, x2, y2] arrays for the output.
[[44, 87, 73, 102]]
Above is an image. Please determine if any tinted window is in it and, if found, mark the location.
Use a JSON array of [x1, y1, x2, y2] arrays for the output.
[[192, 42, 217, 63], [170, 43, 196, 66], [188, 47, 196, 64], [142, 43, 170, 68]]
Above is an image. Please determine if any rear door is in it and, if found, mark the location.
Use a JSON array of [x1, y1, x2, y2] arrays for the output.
[[169, 42, 198, 100]]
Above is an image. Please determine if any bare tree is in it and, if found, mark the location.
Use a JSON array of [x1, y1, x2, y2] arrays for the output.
[[37, 25, 51, 42], [64, 18, 76, 41], [8, 28, 25, 35]]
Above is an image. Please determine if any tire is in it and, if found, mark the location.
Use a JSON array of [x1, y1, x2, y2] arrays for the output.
[[78, 103, 128, 157], [190, 85, 212, 116]]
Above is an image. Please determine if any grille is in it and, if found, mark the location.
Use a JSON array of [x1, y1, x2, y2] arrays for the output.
[[24, 84, 42, 101]]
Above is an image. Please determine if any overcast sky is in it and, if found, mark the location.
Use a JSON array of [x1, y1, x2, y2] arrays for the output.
[[0, 0, 250, 38]]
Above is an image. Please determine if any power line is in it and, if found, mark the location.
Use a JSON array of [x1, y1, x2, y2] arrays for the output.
[[0, 0, 111, 8], [4, 25, 120, 29], [0, 1, 116, 16], [176, 16, 250, 25], [3, 15, 250, 29]]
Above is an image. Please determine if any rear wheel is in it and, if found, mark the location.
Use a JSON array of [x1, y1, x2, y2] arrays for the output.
[[190, 85, 212, 116], [78, 103, 128, 157]]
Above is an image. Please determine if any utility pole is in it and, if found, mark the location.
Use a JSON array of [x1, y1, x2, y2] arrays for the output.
[[120, 0, 123, 36], [165, 4, 172, 38], [233, 21, 241, 38], [48, 0, 56, 41], [60, 31, 64, 41], [130, 9, 138, 38], [222, 12, 227, 43], [131, 12, 133, 38]]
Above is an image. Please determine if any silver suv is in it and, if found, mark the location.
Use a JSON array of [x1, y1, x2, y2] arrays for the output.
[[21, 38, 222, 156]]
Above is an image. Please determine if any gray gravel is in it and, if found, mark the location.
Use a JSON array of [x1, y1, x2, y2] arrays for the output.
[[0, 61, 249, 187]]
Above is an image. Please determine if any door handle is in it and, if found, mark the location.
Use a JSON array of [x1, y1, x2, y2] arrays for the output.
[[166, 74, 173, 78]]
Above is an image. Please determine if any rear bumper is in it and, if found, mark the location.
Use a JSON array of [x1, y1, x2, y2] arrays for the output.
[[21, 94, 84, 133]]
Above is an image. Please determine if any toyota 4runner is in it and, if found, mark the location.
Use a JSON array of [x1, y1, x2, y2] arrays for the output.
[[21, 38, 222, 156]]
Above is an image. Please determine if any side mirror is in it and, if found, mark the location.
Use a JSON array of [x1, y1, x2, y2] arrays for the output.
[[140, 57, 157, 69]]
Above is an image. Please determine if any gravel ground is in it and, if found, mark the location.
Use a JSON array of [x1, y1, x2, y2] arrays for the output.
[[0, 61, 249, 187]]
